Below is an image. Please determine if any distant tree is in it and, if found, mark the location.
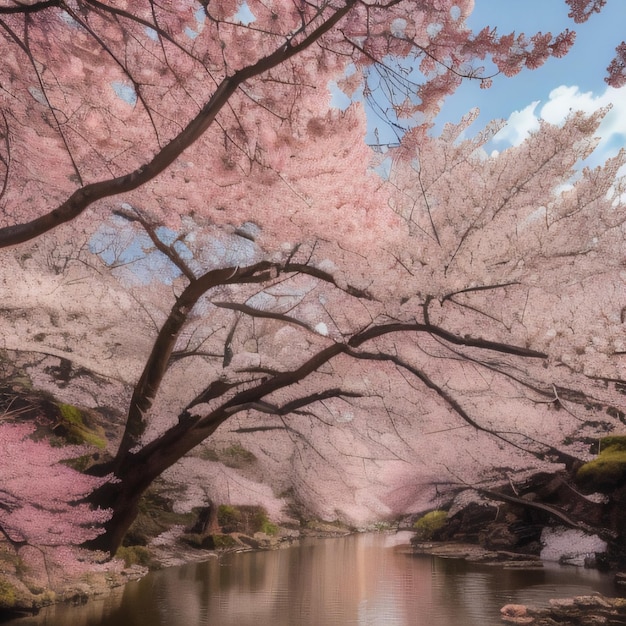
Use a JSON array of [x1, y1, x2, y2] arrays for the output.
[[0, 0, 623, 558]]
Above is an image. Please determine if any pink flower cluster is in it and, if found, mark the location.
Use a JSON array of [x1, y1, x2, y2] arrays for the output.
[[0, 422, 110, 547]]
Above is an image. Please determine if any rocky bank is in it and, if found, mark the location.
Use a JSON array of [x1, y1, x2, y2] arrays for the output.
[[501, 595, 626, 625]]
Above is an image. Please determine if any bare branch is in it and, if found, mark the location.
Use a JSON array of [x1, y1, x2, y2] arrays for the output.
[[212, 300, 317, 334], [113, 207, 196, 281]]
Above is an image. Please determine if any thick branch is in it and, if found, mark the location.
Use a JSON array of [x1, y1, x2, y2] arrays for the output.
[[223, 388, 362, 416], [114, 261, 275, 464], [349, 322, 548, 359], [284, 262, 376, 300], [0, 0, 357, 248], [0, 1, 60, 14], [350, 347, 488, 429], [108, 311, 550, 483]]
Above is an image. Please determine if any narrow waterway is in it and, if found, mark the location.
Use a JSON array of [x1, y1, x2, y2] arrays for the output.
[[9, 533, 619, 626]]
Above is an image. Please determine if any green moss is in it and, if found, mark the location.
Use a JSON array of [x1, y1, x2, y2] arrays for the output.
[[413, 510, 447, 540], [260, 519, 279, 536], [0, 579, 17, 609], [217, 505, 241, 531], [577, 436, 626, 491], [212, 534, 238, 549], [221, 443, 256, 468], [598, 436, 626, 453], [217, 504, 277, 535], [56, 403, 107, 449], [59, 403, 83, 424], [115, 546, 154, 568]]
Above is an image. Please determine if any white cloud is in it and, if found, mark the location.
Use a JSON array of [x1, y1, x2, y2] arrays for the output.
[[541, 86, 626, 148], [492, 101, 540, 146], [493, 85, 626, 166]]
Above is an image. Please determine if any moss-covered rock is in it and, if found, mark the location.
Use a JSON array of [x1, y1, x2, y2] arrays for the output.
[[577, 436, 626, 492], [0, 578, 17, 609], [180, 533, 217, 550], [217, 504, 276, 535], [212, 534, 238, 549], [56, 403, 107, 449], [115, 545, 156, 568], [413, 510, 447, 541]]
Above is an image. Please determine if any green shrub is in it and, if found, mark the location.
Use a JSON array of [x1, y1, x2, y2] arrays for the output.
[[217, 504, 277, 535], [598, 435, 626, 453], [260, 519, 279, 536], [413, 510, 447, 540], [217, 505, 241, 532]]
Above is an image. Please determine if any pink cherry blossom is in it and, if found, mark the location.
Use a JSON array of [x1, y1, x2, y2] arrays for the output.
[[0, 422, 110, 547], [0, 1, 622, 558]]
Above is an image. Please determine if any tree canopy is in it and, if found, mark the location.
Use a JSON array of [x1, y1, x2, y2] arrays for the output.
[[0, 0, 624, 560]]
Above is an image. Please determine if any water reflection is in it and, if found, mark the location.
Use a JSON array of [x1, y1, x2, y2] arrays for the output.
[[10, 532, 618, 626]]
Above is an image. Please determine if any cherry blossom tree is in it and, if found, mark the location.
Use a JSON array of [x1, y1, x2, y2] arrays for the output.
[[0, 0, 624, 558], [0, 0, 578, 249], [0, 420, 110, 548], [61, 103, 621, 553]]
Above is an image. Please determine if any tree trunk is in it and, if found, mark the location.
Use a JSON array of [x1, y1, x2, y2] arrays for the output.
[[85, 418, 225, 555], [84, 464, 157, 555], [190, 499, 221, 535]]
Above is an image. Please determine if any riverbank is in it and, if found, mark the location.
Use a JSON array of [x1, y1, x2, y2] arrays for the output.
[[0, 518, 354, 617], [0, 549, 145, 619], [501, 595, 626, 625], [410, 540, 543, 568], [4, 528, 626, 624], [410, 540, 626, 624], [3, 460, 626, 618]]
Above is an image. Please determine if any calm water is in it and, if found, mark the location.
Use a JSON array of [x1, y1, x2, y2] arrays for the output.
[[9, 532, 619, 626]]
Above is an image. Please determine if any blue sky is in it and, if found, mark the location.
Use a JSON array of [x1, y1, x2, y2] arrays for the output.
[[434, 1, 626, 164]]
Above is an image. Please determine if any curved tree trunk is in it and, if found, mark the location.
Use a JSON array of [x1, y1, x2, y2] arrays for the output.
[[85, 418, 224, 555]]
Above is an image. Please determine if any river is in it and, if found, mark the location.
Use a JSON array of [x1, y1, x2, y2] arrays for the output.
[[7, 532, 620, 626]]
